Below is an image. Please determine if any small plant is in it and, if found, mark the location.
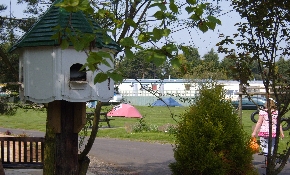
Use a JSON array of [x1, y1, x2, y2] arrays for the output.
[[130, 117, 159, 133], [132, 118, 150, 132], [158, 123, 177, 135], [18, 132, 28, 137], [79, 122, 89, 151]]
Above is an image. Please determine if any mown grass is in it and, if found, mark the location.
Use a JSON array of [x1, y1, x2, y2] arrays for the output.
[[0, 105, 289, 152]]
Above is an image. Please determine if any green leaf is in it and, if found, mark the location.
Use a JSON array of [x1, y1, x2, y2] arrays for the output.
[[157, 3, 167, 11], [60, 39, 69, 50], [126, 18, 137, 28], [83, 33, 95, 42], [125, 48, 134, 59], [87, 64, 96, 72], [55, 0, 79, 12], [107, 72, 123, 82], [207, 16, 221, 25], [101, 59, 112, 68], [66, 0, 79, 7], [94, 72, 108, 84], [138, 33, 150, 42], [149, 2, 167, 11], [153, 11, 165, 20], [206, 22, 216, 30], [51, 33, 60, 40], [199, 3, 207, 10], [180, 46, 189, 54], [198, 23, 208, 33], [78, 0, 90, 10], [152, 53, 167, 66], [189, 14, 200, 21], [195, 6, 204, 16], [170, 57, 182, 68], [186, 0, 197, 5], [80, 64, 87, 71], [87, 52, 102, 64], [102, 34, 113, 45], [169, 2, 178, 13], [73, 41, 84, 51], [153, 28, 163, 41], [120, 37, 135, 47], [185, 6, 195, 14], [96, 51, 112, 59], [163, 28, 171, 37], [164, 43, 178, 52]]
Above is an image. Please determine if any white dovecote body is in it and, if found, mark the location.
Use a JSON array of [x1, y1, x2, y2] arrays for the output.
[[18, 47, 114, 103], [11, 1, 121, 103]]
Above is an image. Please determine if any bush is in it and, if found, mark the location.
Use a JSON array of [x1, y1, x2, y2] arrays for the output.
[[0, 97, 17, 115], [169, 83, 258, 175]]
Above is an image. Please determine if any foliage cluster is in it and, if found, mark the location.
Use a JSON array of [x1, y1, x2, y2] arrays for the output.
[[0, 97, 17, 115], [128, 117, 177, 134], [131, 118, 158, 132], [169, 84, 258, 175]]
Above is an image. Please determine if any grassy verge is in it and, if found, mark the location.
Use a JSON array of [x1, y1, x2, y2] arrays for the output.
[[0, 106, 288, 151]]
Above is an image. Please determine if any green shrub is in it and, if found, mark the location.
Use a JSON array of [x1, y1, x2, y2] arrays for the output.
[[0, 97, 17, 115], [169, 84, 258, 175]]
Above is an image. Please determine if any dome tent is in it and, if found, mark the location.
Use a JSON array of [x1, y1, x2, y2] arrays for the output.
[[152, 97, 182, 107]]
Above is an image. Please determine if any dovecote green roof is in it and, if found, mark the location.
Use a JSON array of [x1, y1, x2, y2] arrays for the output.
[[10, 0, 121, 52]]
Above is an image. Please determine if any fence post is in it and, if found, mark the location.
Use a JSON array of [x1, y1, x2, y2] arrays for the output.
[[239, 83, 242, 125]]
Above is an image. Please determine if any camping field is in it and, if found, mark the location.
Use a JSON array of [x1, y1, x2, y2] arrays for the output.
[[0, 105, 289, 147]]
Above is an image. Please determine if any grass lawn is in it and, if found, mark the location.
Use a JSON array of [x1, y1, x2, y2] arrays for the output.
[[0, 105, 289, 151]]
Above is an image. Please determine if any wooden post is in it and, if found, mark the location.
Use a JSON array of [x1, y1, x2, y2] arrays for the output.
[[0, 158, 5, 175], [239, 83, 242, 125], [55, 100, 80, 175]]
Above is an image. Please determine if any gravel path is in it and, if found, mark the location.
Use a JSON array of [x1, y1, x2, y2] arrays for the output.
[[87, 155, 139, 175], [4, 155, 139, 175]]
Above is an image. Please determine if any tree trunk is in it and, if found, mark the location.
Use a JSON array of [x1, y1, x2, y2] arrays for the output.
[[55, 101, 79, 174], [43, 102, 57, 175], [43, 126, 56, 175]]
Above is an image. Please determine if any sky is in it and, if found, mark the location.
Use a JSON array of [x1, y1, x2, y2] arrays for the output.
[[1, 0, 243, 60]]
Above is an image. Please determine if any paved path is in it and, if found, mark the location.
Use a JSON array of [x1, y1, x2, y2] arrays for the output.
[[0, 127, 290, 175]]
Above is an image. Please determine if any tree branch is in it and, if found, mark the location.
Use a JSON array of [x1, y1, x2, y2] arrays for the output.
[[78, 101, 102, 160], [129, 1, 151, 38]]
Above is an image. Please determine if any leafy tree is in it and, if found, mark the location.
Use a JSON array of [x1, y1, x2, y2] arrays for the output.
[[249, 59, 262, 80], [118, 50, 163, 79], [219, 54, 237, 80], [182, 46, 201, 69], [0, 44, 18, 84], [2, 0, 221, 174], [276, 56, 290, 77], [181, 48, 226, 80], [166, 46, 202, 79], [203, 48, 219, 69], [218, 0, 290, 174], [186, 60, 227, 80]]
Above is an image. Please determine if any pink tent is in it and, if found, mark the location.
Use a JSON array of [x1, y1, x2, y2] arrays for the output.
[[107, 104, 142, 118]]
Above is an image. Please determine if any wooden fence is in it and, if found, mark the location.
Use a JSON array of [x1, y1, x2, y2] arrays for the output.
[[0, 137, 44, 169]]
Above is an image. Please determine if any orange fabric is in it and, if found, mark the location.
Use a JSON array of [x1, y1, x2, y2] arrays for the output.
[[249, 137, 260, 153]]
